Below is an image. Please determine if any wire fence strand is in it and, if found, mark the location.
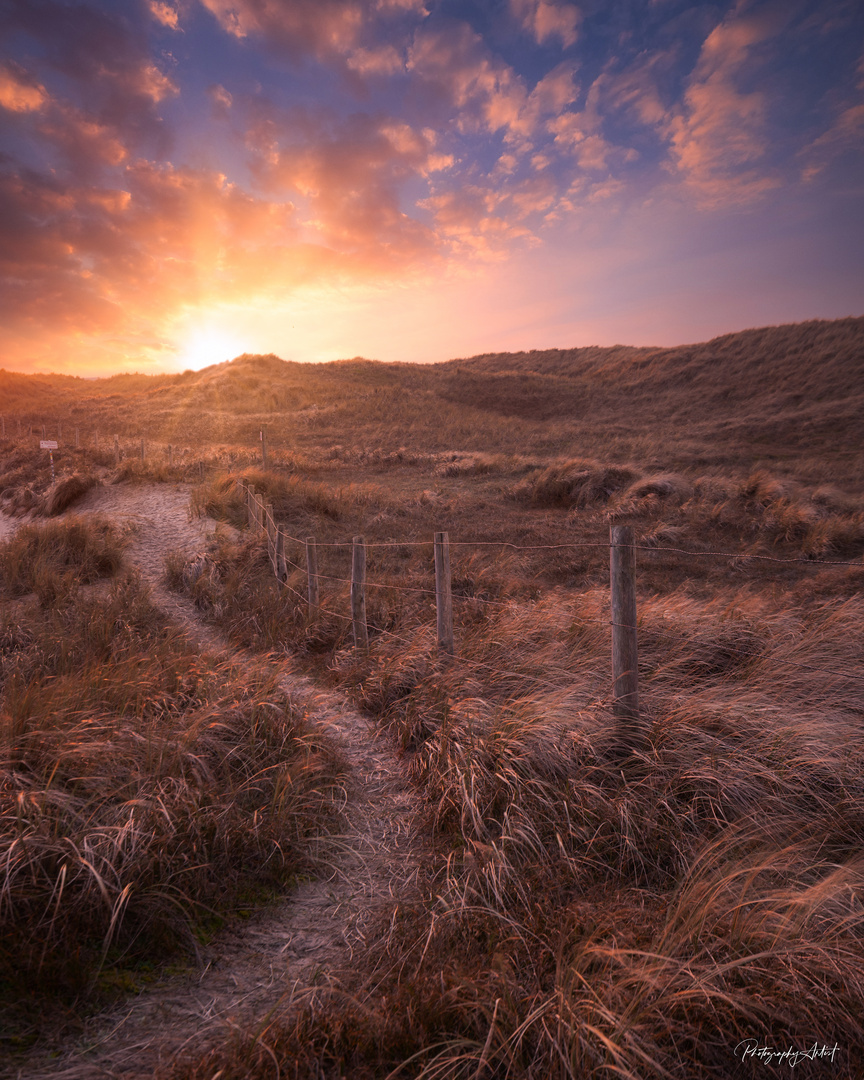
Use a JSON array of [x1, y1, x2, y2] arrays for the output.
[[236, 479, 864, 692]]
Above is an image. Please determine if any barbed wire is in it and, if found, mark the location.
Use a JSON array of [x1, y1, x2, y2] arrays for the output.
[[635, 544, 863, 568], [237, 478, 864, 569], [271, 546, 864, 686], [234, 482, 864, 686]]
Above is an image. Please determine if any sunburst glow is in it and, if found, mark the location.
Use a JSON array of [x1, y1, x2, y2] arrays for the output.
[[0, 0, 861, 375], [177, 326, 249, 371]]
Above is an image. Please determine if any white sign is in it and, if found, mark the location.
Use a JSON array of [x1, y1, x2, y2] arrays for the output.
[[40, 440, 58, 449]]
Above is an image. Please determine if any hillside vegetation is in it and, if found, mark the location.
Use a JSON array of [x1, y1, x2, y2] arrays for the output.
[[3, 315, 864, 1077], [2, 315, 863, 488]]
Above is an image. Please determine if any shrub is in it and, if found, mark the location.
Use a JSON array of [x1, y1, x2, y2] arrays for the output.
[[36, 472, 98, 516], [0, 573, 345, 1024], [0, 515, 125, 602]]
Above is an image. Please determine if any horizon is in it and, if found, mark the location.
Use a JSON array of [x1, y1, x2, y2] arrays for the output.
[[1, 0, 862, 377], [0, 312, 859, 382]]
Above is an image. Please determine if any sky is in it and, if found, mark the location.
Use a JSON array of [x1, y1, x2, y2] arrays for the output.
[[1, 0, 862, 376]]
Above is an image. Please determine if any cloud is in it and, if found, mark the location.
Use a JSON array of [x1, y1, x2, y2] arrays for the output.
[[244, 104, 440, 262], [0, 62, 47, 112], [346, 44, 405, 76], [0, 160, 304, 347], [408, 21, 577, 149], [510, 0, 581, 48], [198, 0, 426, 72], [799, 101, 864, 182], [199, 0, 362, 53], [798, 45, 864, 182], [665, 5, 790, 204], [595, 50, 674, 129], [420, 185, 532, 260], [207, 83, 234, 117], [408, 20, 528, 136], [147, 1, 180, 30], [37, 105, 129, 175], [0, 0, 178, 156]]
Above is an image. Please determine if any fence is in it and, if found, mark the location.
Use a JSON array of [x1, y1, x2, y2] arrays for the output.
[[0, 421, 250, 480], [235, 480, 864, 756], [3, 416, 862, 750], [0, 418, 273, 470]]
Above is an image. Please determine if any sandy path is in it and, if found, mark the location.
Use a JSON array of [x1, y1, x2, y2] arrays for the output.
[[5, 485, 424, 1080]]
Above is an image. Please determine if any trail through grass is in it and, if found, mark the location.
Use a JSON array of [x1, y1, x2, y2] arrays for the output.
[[3, 486, 427, 1080]]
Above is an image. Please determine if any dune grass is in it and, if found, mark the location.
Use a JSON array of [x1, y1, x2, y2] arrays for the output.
[[161, 456, 864, 1078], [0, 520, 346, 1050], [4, 317, 864, 1074]]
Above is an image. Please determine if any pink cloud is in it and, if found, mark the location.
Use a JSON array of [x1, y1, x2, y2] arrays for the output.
[[346, 44, 405, 76], [665, 7, 790, 204], [408, 21, 527, 135], [198, 0, 424, 68], [207, 83, 234, 117], [408, 22, 577, 149], [799, 46, 864, 182], [510, 0, 581, 48]]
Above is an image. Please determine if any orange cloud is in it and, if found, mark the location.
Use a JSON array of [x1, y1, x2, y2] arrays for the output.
[[0, 62, 47, 112], [38, 105, 129, 172], [200, 0, 369, 60], [408, 21, 528, 136], [243, 105, 441, 261], [420, 186, 532, 260], [147, 1, 179, 30]]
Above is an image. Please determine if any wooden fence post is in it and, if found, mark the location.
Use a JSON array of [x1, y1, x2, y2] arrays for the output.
[[1, 416, 4, 438], [265, 505, 276, 573], [113, 434, 120, 465], [351, 535, 368, 651], [17, 418, 21, 437], [140, 438, 145, 460], [610, 525, 642, 752], [58, 423, 62, 442], [75, 427, 80, 449], [434, 531, 454, 656], [306, 537, 319, 617], [42, 424, 46, 439], [260, 427, 268, 470], [168, 444, 173, 465], [275, 526, 287, 580]]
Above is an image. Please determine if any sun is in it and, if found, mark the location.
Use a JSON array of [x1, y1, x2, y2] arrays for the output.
[[176, 325, 249, 371]]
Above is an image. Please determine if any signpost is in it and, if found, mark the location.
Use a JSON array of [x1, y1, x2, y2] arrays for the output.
[[40, 439, 58, 483]]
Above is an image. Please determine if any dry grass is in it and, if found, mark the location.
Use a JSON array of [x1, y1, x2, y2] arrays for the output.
[[0, 514, 126, 605], [161, 459, 864, 1077], [0, 522, 346, 1049], [37, 472, 99, 516], [5, 316, 864, 1075], [166, 580, 864, 1077]]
